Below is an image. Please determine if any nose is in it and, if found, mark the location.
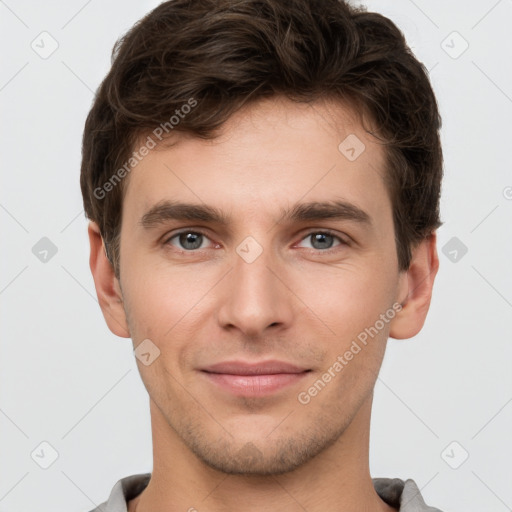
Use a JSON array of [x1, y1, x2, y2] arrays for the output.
[[216, 241, 294, 338]]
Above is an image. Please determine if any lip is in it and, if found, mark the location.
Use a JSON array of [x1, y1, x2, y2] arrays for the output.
[[200, 360, 311, 397], [202, 360, 308, 375]]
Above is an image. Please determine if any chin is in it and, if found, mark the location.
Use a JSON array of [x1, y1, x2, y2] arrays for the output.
[[184, 424, 345, 476]]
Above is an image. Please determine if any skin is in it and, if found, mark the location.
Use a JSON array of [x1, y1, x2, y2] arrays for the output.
[[88, 96, 439, 512]]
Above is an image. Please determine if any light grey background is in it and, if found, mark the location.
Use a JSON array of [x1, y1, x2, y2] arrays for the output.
[[1, 1, 511, 511]]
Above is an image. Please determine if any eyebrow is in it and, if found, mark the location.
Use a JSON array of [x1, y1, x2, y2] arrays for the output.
[[139, 199, 372, 229]]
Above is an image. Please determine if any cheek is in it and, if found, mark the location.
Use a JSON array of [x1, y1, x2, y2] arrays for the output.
[[292, 260, 396, 342], [298, 268, 393, 403], [121, 252, 219, 347]]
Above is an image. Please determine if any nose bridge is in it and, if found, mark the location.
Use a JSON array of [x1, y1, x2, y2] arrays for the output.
[[217, 235, 292, 335]]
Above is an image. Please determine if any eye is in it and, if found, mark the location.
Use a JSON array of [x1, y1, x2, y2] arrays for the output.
[[297, 231, 347, 251], [163, 229, 348, 253], [165, 230, 212, 251]]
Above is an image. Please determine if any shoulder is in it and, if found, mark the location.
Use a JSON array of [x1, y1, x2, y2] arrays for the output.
[[86, 473, 151, 512]]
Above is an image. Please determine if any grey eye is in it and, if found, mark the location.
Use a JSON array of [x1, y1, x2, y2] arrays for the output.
[[168, 232, 206, 250], [308, 233, 336, 250]]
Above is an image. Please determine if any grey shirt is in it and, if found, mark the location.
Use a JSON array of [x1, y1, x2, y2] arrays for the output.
[[88, 473, 444, 511]]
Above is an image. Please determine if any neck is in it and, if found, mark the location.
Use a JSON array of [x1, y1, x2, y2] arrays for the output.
[[130, 395, 396, 512]]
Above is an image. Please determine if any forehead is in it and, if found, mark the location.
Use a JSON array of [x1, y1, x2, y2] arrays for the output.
[[122, 96, 390, 228]]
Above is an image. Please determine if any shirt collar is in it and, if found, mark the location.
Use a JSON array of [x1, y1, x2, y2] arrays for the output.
[[95, 473, 442, 512]]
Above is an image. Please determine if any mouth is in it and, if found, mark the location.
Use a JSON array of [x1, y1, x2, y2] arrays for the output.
[[200, 360, 312, 397]]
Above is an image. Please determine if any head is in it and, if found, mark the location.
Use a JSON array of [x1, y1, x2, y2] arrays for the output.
[[82, 0, 442, 475]]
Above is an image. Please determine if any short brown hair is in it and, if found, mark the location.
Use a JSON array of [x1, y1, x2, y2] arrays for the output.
[[80, 0, 443, 279]]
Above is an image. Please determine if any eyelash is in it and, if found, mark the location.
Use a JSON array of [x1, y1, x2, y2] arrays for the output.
[[163, 229, 350, 254]]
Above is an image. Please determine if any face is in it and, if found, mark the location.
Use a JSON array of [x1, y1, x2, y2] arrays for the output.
[[116, 96, 407, 475]]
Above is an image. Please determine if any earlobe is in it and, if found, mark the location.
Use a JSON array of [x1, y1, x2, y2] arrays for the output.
[[389, 232, 439, 340], [88, 221, 131, 338]]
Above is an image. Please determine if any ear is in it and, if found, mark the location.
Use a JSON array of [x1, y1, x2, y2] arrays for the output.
[[88, 221, 131, 338], [389, 232, 439, 340]]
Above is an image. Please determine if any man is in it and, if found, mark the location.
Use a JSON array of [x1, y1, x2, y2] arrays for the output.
[[81, 0, 444, 510]]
